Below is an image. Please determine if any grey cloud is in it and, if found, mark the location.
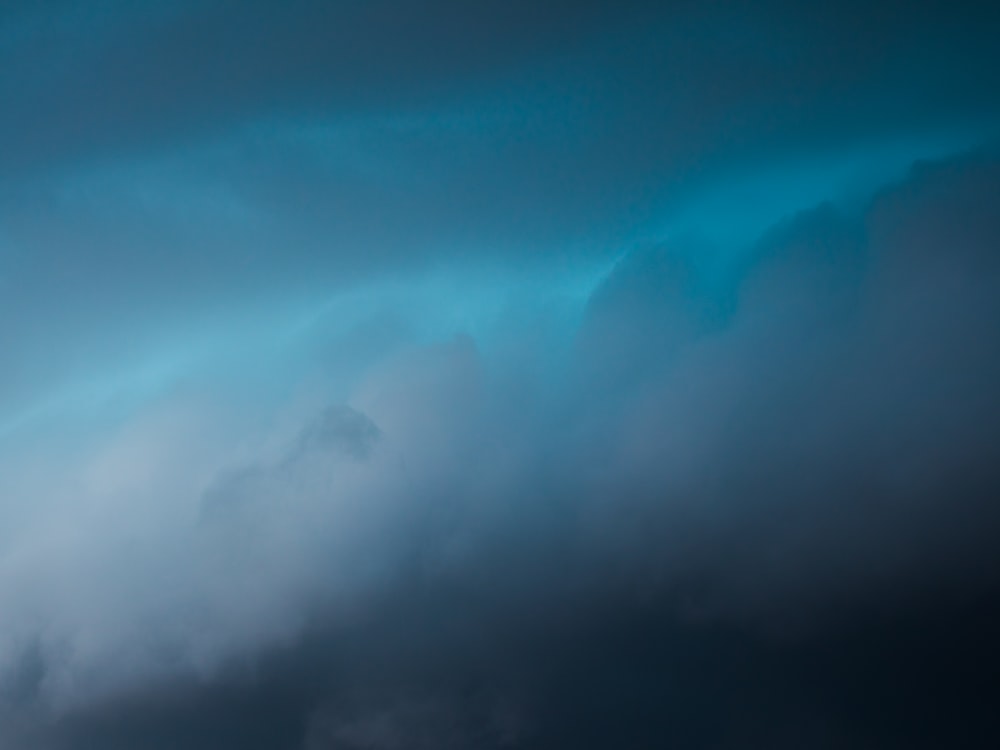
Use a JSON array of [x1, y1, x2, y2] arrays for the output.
[[202, 404, 382, 518], [2, 2, 1000, 745], [570, 150, 1000, 622], [3, 149, 999, 749]]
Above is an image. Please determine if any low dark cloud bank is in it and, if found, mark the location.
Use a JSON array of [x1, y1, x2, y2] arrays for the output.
[[2, 1, 1000, 748]]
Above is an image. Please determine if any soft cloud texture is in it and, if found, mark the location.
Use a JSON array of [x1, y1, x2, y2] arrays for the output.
[[2, 146, 1000, 747], [2, 1, 1000, 747]]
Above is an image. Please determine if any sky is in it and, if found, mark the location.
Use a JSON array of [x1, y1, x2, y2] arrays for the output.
[[1, 1, 1000, 747]]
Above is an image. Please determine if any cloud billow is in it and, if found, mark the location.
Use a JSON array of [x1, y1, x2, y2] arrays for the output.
[[1, 1, 1000, 747], [1, 148, 999, 748]]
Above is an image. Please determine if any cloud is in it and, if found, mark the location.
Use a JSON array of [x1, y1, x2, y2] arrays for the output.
[[1, 147, 999, 748], [2, 1, 1000, 744], [3, 0, 998, 431]]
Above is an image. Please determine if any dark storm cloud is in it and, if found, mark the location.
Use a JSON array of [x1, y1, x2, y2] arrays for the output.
[[3, 1, 1000, 748], [50, 592, 997, 750], [4, 147, 1000, 749]]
